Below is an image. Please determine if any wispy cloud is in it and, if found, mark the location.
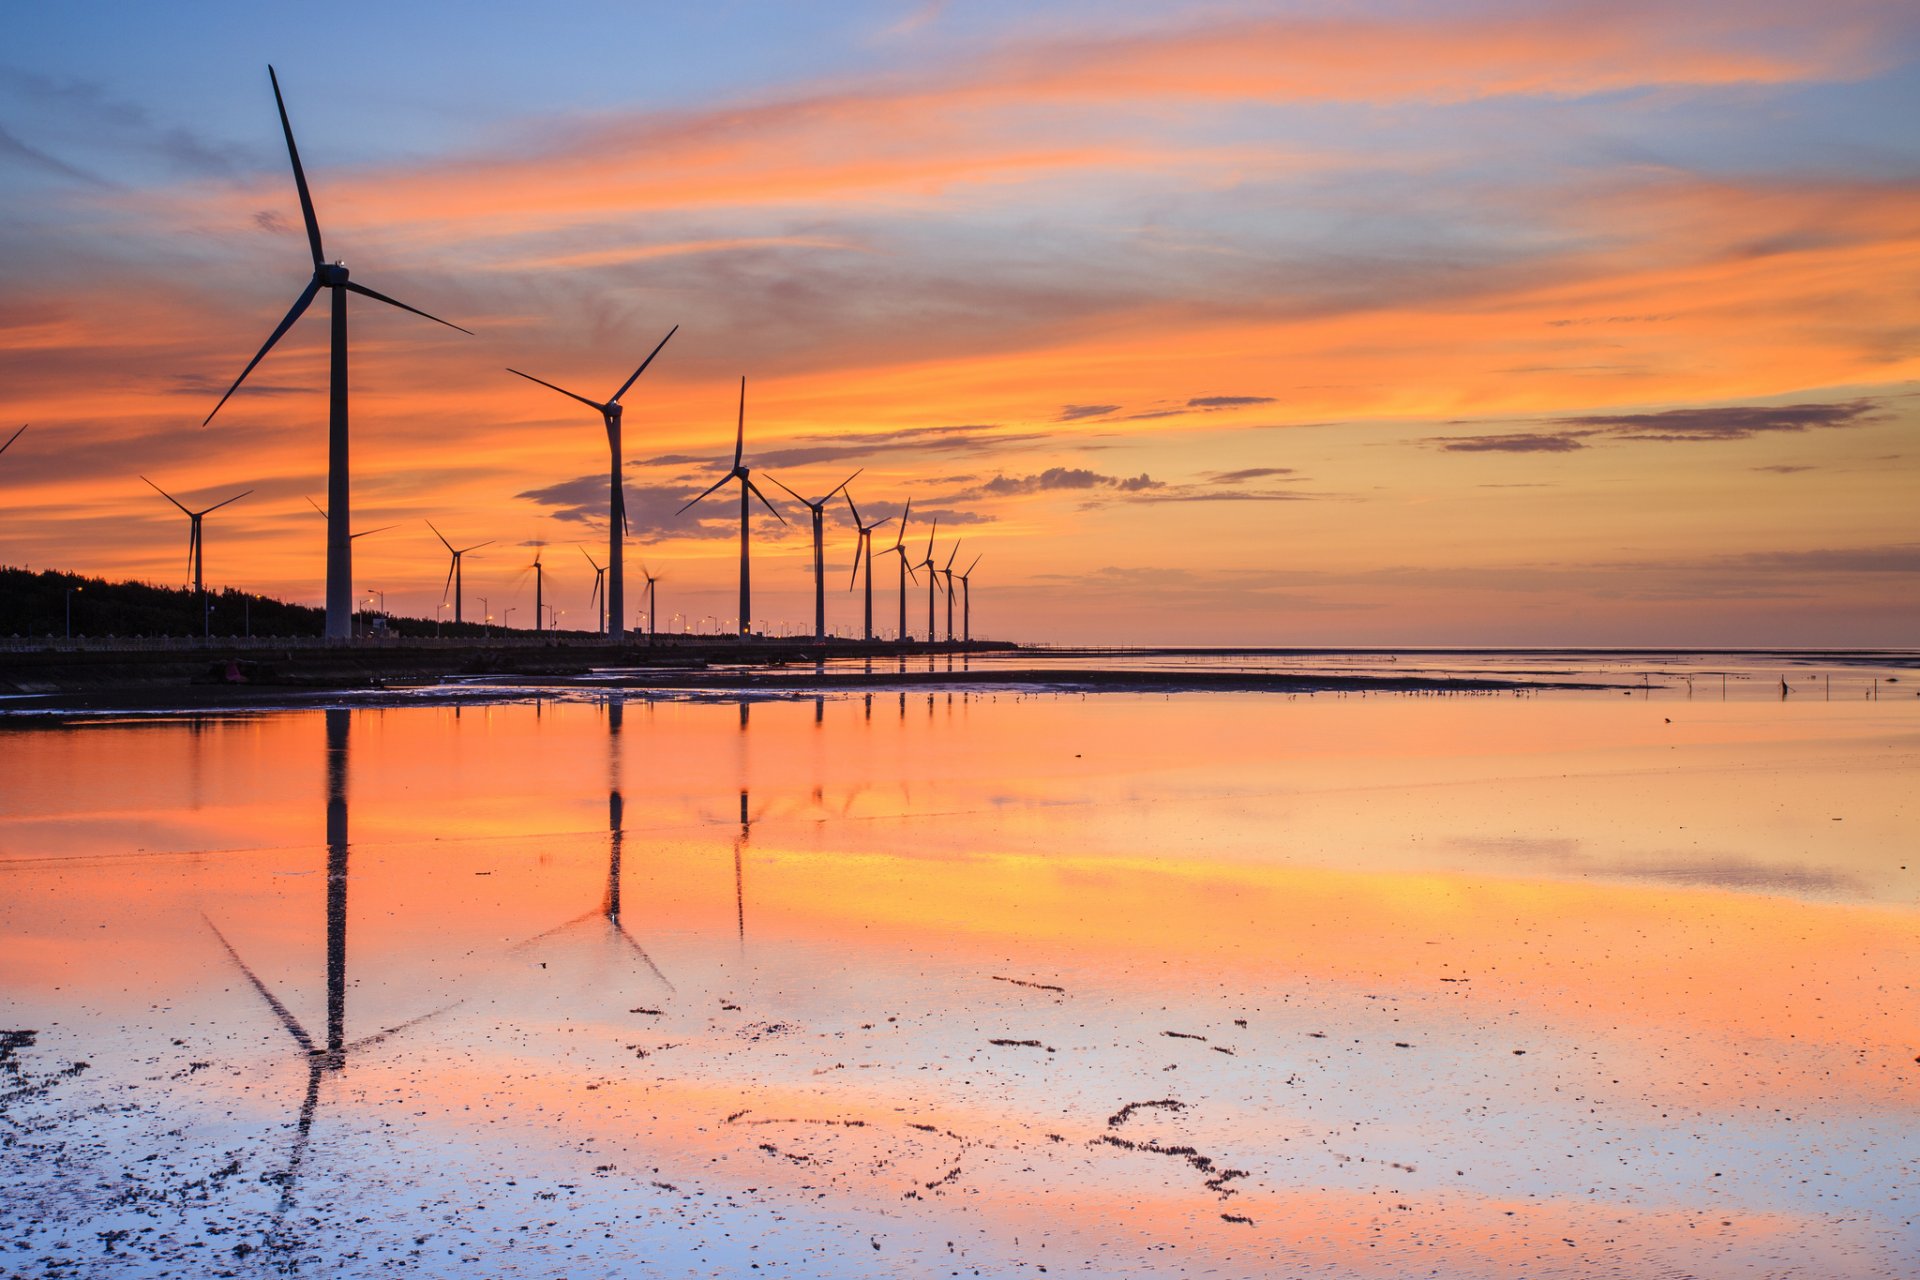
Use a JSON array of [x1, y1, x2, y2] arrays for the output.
[[1435, 432, 1588, 453], [1556, 399, 1887, 441]]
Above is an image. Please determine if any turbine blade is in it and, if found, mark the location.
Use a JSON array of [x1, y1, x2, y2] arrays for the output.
[[342, 281, 472, 335], [506, 368, 607, 414], [677, 472, 733, 515], [186, 524, 198, 580], [844, 491, 862, 525], [615, 483, 629, 538], [733, 377, 746, 469], [746, 479, 786, 524], [351, 524, 395, 539], [893, 496, 912, 548], [304, 495, 328, 519], [462, 540, 495, 555], [610, 324, 678, 404], [826, 468, 861, 503], [945, 540, 960, 570], [849, 535, 864, 589], [442, 557, 456, 601], [578, 544, 602, 572], [0, 424, 24, 456], [965, 553, 982, 576], [204, 488, 253, 514], [925, 516, 938, 556], [763, 473, 806, 506], [268, 66, 324, 268], [204, 278, 320, 425], [141, 476, 192, 515], [425, 519, 455, 553]]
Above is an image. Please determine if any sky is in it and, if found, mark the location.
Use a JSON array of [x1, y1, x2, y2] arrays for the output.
[[2, 0, 1916, 645]]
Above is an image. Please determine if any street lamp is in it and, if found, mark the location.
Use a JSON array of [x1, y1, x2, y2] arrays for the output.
[[478, 597, 491, 640]]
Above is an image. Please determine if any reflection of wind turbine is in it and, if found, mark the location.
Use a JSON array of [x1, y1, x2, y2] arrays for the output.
[[509, 698, 671, 986], [204, 710, 456, 1229], [915, 517, 940, 642], [141, 477, 251, 597], [939, 541, 961, 642], [844, 492, 894, 642], [506, 326, 676, 642], [203, 66, 470, 643], [957, 554, 982, 642], [428, 521, 491, 625], [579, 545, 608, 635], [765, 469, 858, 643], [677, 378, 786, 637]]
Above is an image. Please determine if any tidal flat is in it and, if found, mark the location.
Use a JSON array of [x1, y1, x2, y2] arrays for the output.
[[2, 669, 1916, 1277]]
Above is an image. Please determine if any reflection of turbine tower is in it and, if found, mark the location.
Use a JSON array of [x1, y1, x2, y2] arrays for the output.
[[204, 709, 455, 1228]]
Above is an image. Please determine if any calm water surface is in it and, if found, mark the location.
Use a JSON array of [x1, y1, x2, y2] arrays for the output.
[[2, 682, 1916, 1277]]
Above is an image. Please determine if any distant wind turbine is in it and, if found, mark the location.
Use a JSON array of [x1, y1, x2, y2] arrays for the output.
[[579, 545, 607, 635], [765, 468, 859, 643], [882, 497, 916, 641], [141, 476, 251, 631], [640, 563, 660, 643], [957, 554, 982, 642], [677, 377, 786, 637], [844, 491, 894, 643], [938, 541, 961, 642], [428, 520, 491, 624], [915, 517, 941, 642], [506, 325, 676, 642], [203, 66, 470, 644]]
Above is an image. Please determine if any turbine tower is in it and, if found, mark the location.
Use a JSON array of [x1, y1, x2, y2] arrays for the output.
[[957, 554, 982, 642], [580, 545, 608, 636], [204, 66, 470, 644], [506, 325, 676, 642], [915, 517, 941, 643], [428, 521, 491, 625], [844, 492, 894, 643], [765, 468, 859, 643], [142, 478, 251, 639], [677, 377, 785, 637]]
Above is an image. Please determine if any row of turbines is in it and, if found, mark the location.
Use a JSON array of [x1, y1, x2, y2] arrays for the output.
[[161, 67, 987, 646]]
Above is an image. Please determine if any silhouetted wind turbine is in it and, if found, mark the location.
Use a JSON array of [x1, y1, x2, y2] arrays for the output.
[[939, 540, 961, 642], [957, 553, 982, 642], [882, 497, 916, 641], [640, 563, 660, 643], [142, 476, 251, 604], [204, 67, 470, 644], [428, 520, 491, 624], [915, 516, 941, 642], [507, 326, 676, 642], [580, 545, 608, 635], [677, 377, 785, 636], [304, 495, 393, 541], [0, 424, 24, 457], [765, 468, 859, 643], [844, 492, 894, 642], [530, 547, 547, 636]]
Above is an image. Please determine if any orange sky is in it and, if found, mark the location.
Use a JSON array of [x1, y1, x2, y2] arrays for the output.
[[2, 1, 1916, 641]]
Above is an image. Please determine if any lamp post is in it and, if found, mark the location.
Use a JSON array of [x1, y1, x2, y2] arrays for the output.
[[478, 597, 490, 640], [503, 606, 517, 633]]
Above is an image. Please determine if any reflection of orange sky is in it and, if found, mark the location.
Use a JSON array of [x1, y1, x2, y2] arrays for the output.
[[3, 7, 1916, 641]]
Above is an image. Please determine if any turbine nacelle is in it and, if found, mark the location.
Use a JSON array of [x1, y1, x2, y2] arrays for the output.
[[317, 262, 350, 286]]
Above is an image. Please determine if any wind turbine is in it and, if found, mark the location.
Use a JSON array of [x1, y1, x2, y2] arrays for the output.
[[765, 468, 859, 643], [530, 548, 547, 636], [939, 541, 961, 642], [881, 497, 916, 641], [640, 563, 660, 643], [142, 477, 251, 640], [579, 545, 607, 635], [957, 553, 982, 642], [304, 495, 393, 542], [428, 520, 491, 625], [677, 377, 785, 637], [844, 491, 894, 643], [506, 326, 676, 642], [915, 517, 941, 643], [203, 66, 470, 644]]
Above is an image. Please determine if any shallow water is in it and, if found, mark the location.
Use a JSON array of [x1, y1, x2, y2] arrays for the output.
[[2, 685, 1917, 1277]]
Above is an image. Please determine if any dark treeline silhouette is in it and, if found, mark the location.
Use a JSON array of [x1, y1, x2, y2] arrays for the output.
[[0, 567, 588, 641]]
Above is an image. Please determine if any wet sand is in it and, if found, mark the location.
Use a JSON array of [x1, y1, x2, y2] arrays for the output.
[[2, 683, 1916, 1276]]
